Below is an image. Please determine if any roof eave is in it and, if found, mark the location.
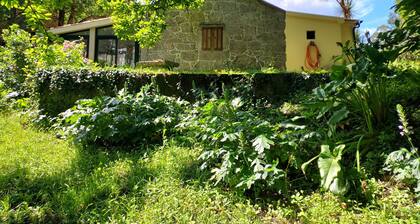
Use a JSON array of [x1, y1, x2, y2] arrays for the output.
[[49, 17, 112, 34]]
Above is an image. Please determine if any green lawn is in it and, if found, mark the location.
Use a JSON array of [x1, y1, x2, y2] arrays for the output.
[[0, 114, 265, 223], [0, 114, 419, 223]]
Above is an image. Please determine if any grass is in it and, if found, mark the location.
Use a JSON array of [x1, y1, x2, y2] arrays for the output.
[[0, 114, 263, 223], [0, 113, 419, 223]]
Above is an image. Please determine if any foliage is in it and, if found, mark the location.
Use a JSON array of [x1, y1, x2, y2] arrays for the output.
[[99, 0, 204, 47], [0, 0, 52, 32], [1, 1, 419, 219], [0, 0, 106, 34], [318, 144, 348, 195], [60, 85, 188, 147], [0, 114, 263, 223], [0, 82, 8, 111], [336, 0, 354, 19], [33, 67, 327, 116], [179, 93, 316, 197], [300, 0, 420, 196], [1, 114, 419, 223], [33, 67, 148, 116], [44, 0, 108, 26], [2, 0, 200, 46], [385, 104, 420, 197], [0, 25, 88, 93], [395, 0, 420, 40], [284, 186, 420, 223]]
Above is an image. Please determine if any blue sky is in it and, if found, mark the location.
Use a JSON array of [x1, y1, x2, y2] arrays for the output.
[[264, 0, 396, 33]]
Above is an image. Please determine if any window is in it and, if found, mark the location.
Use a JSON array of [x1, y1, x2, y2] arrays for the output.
[[97, 39, 116, 66], [95, 26, 139, 67], [117, 40, 136, 66], [61, 30, 89, 57], [307, 30, 316, 40], [202, 26, 223, 51]]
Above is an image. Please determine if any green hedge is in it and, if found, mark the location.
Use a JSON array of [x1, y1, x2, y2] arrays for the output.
[[34, 68, 329, 115]]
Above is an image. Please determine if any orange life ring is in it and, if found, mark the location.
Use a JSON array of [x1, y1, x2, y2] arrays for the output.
[[305, 41, 320, 69]]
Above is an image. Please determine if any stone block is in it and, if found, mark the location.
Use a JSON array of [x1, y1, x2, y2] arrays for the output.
[[143, 0, 286, 70]]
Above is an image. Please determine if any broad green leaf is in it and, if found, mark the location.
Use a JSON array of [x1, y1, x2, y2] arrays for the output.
[[328, 107, 349, 126], [318, 145, 348, 195], [252, 135, 274, 154]]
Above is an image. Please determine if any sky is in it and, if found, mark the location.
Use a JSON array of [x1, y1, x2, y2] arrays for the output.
[[264, 0, 396, 33]]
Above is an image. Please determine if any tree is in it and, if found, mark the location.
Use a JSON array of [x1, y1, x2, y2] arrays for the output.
[[45, 0, 108, 27], [0, 0, 107, 32], [99, 0, 204, 47], [0, 0, 52, 32], [336, 0, 354, 19], [1, 0, 203, 47], [395, 0, 420, 36]]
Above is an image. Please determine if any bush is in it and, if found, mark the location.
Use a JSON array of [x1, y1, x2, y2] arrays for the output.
[[387, 60, 420, 105], [34, 67, 151, 116], [33, 67, 328, 116], [385, 104, 420, 198], [60, 85, 188, 147], [179, 95, 316, 197], [0, 81, 8, 111], [0, 25, 88, 93]]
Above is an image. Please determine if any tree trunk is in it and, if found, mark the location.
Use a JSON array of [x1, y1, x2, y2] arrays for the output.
[[58, 9, 65, 26], [336, 0, 353, 19], [67, 1, 77, 24]]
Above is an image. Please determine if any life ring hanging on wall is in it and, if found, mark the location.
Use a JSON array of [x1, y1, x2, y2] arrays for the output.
[[305, 41, 321, 69]]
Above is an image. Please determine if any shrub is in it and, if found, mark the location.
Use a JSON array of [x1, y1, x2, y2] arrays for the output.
[[180, 95, 316, 197], [60, 85, 188, 147], [33, 67, 328, 116], [0, 81, 8, 111], [300, 16, 420, 196], [33, 67, 151, 116], [385, 104, 419, 197], [0, 25, 88, 93]]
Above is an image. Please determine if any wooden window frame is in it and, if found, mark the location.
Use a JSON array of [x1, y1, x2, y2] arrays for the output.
[[202, 26, 223, 51]]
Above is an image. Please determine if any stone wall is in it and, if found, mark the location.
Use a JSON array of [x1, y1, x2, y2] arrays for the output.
[[140, 0, 286, 70]]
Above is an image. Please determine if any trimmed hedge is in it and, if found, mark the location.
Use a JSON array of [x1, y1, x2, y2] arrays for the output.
[[34, 68, 329, 115]]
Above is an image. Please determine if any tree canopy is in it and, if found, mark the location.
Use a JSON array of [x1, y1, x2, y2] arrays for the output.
[[99, 0, 203, 47], [1, 0, 203, 47], [0, 0, 106, 31]]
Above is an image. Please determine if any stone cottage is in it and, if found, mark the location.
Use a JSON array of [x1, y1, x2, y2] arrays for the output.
[[50, 0, 357, 71]]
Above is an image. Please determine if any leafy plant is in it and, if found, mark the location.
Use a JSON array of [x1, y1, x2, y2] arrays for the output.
[[0, 81, 9, 111], [346, 79, 390, 134], [180, 93, 314, 197], [0, 25, 88, 93], [318, 144, 349, 195], [385, 104, 419, 197], [99, 0, 204, 47], [302, 2, 420, 195], [60, 85, 188, 147]]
